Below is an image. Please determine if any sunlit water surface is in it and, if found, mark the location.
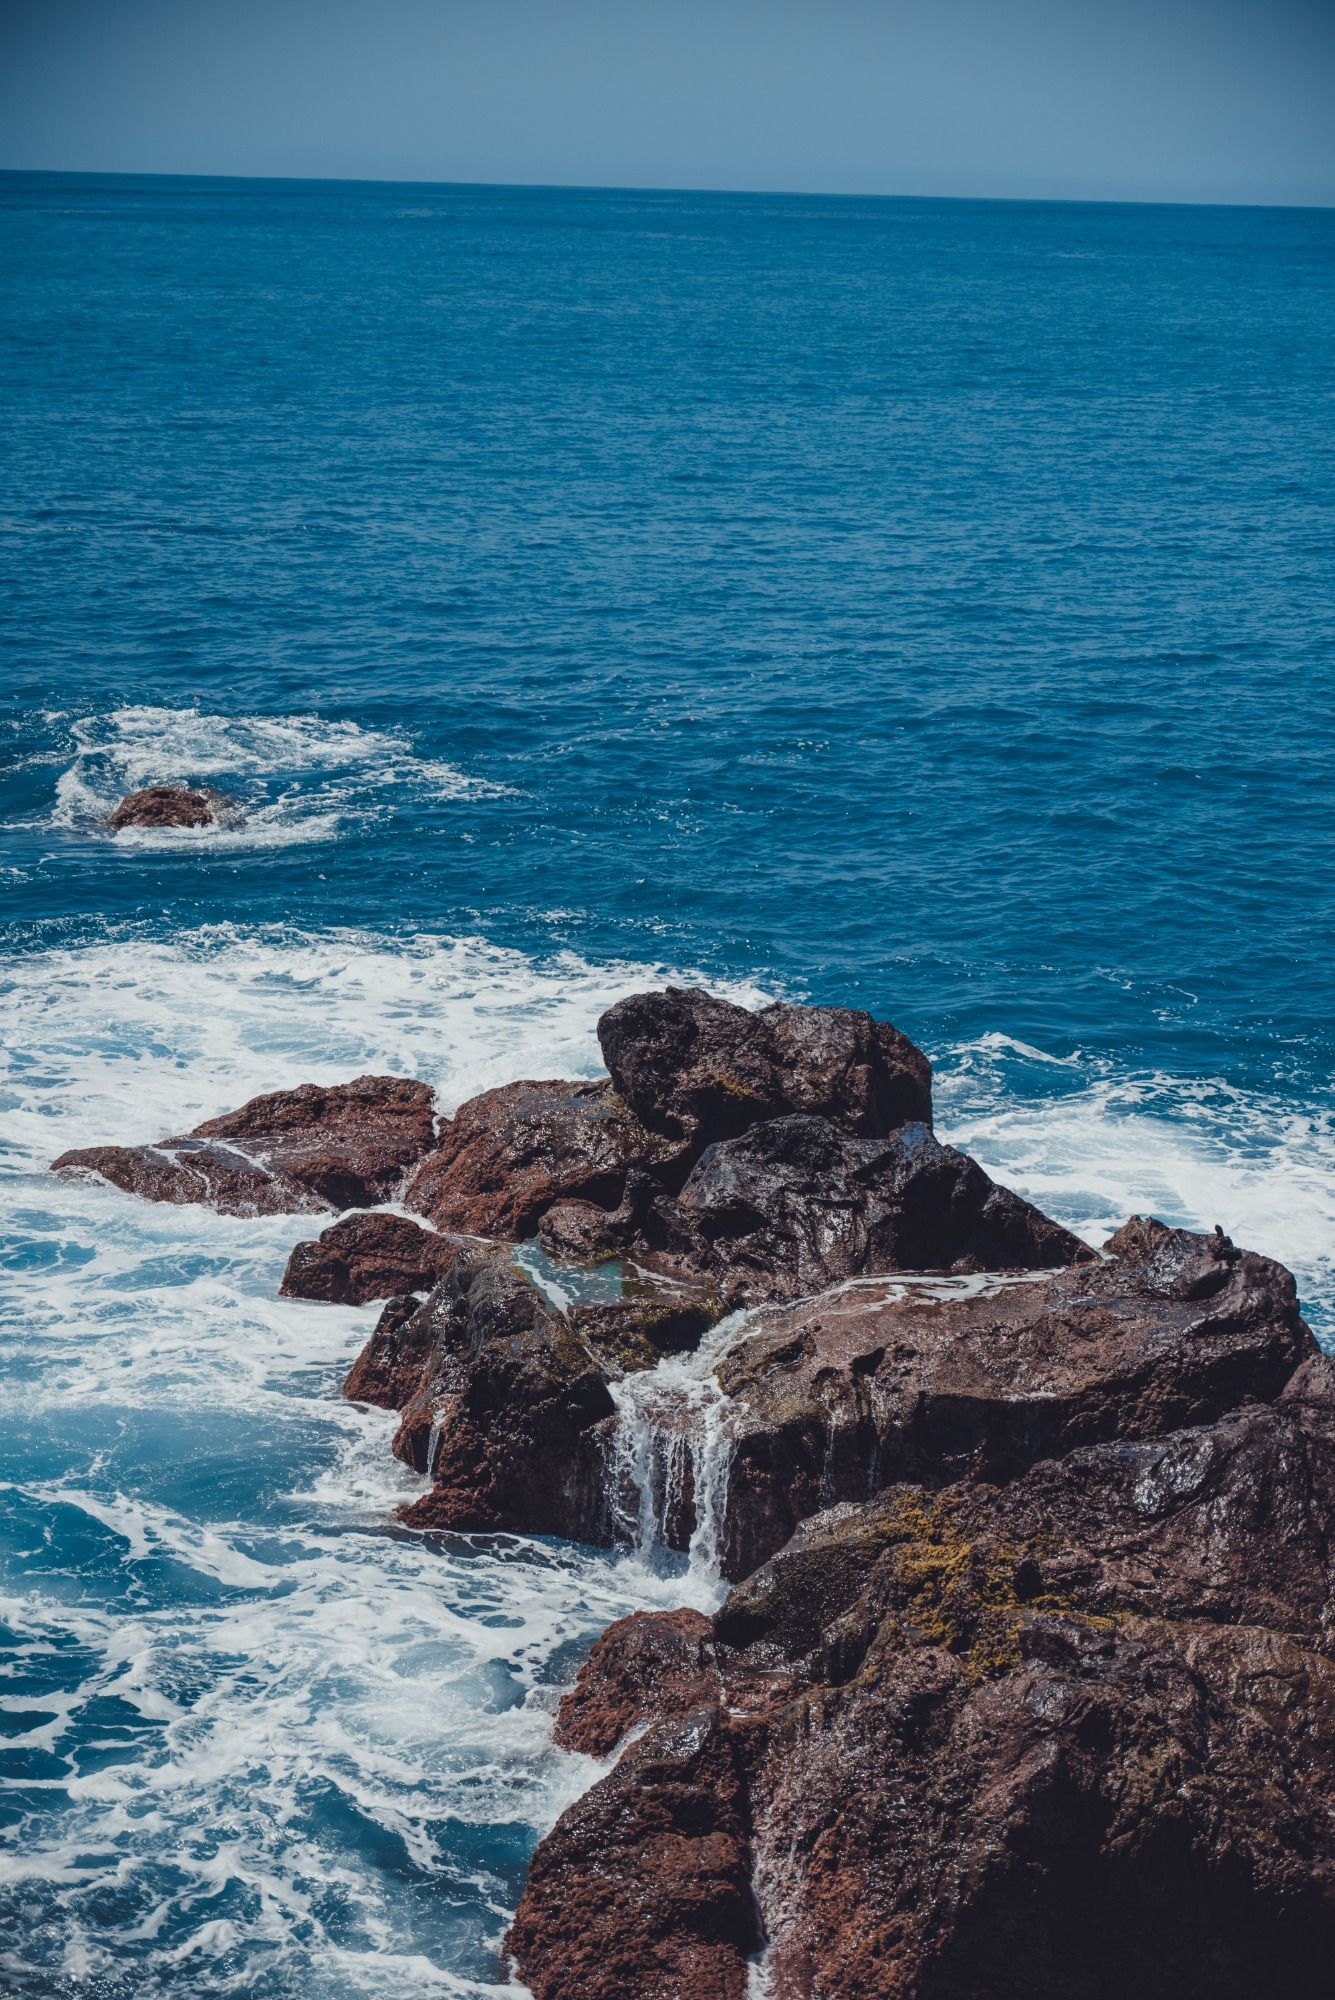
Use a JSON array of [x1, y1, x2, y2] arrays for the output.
[[2, 175, 1333, 1993]]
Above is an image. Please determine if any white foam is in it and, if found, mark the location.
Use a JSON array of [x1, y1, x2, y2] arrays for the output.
[[936, 1036, 1335, 1339], [0, 927, 768, 1994], [35, 704, 506, 852]]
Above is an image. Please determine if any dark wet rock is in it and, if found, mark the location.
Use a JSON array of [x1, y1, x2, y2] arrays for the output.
[[389, 1250, 617, 1537], [52, 1075, 437, 1217], [708, 1220, 1315, 1578], [511, 1367, 1335, 2000], [108, 784, 230, 830], [568, 1297, 722, 1378], [537, 1198, 622, 1263], [342, 1293, 437, 1408], [279, 1209, 457, 1305], [343, 1218, 1311, 1580], [628, 1114, 1091, 1304], [597, 986, 932, 1153], [554, 1607, 715, 1758], [510, 1697, 759, 2000], [403, 1079, 681, 1239]]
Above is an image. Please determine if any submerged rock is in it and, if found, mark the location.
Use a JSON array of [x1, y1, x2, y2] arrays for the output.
[[279, 1209, 457, 1305], [52, 1075, 437, 1216], [108, 784, 230, 829], [597, 986, 933, 1152], [629, 1113, 1091, 1302], [510, 1357, 1335, 2000]]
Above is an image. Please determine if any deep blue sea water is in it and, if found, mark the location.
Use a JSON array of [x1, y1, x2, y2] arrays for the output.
[[2, 172, 1333, 1995]]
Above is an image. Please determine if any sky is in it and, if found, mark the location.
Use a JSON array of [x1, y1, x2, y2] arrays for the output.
[[0, 0, 1332, 206]]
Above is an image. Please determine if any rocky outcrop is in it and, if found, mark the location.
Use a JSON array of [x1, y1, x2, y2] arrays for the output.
[[340, 1248, 722, 1531], [280, 1209, 457, 1304], [401, 993, 937, 1251], [598, 986, 932, 1151], [343, 1292, 438, 1407], [339, 1215, 1310, 1599], [509, 1357, 1335, 2000], [52, 1075, 437, 1216], [625, 1114, 1091, 1302], [706, 1217, 1314, 1577], [386, 1251, 617, 1537], [403, 1079, 682, 1237], [108, 784, 230, 829]]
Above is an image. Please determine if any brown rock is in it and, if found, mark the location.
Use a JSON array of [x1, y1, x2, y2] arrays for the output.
[[554, 1607, 715, 1758], [709, 1220, 1315, 1578], [52, 1075, 437, 1217], [280, 1209, 456, 1305], [403, 1079, 681, 1238], [509, 1699, 760, 2000], [631, 1113, 1090, 1302], [597, 986, 932, 1152], [108, 784, 227, 829], [342, 1293, 436, 1408], [389, 1250, 617, 1537], [512, 1368, 1335, 2000]]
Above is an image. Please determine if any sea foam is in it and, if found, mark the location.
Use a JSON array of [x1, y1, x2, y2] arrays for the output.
[[28, 706, 505, 854], [1, 927, 1329, 1996]]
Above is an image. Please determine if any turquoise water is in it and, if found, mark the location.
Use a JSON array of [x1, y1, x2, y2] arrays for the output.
[[2, 172, 1333, 1993]]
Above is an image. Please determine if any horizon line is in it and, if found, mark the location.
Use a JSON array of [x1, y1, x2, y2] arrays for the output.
[[2, 164, 1333, 216]]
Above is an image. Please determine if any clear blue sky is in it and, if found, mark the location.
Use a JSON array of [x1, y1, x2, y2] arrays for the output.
[[1, 0, 1332, 205]]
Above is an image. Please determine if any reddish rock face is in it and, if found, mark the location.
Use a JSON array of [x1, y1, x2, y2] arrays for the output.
[[51, 1075, 437, 1216], [510, 1360, 1335, 2000], [108, 785, 225, 829], [629, 1113, 1091, 1302], [403, 1078, 682, 1238], [597, 986, 933, 1151], [512, 1699, 760, 2000], [280, 1209, 456, 1305], [334, 1219, 1311, 1582], [388, 1251, 617, 1538], [709, 1219, 1315, 1578], [342, 1293, 439, 1408]]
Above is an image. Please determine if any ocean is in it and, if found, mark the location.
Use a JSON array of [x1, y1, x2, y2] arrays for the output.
[[2, 171, 1333, 1995]]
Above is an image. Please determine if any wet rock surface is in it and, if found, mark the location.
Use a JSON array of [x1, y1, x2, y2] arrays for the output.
[[280, 1209, 457, 1304], [52, 1075, 437, 1216], [386, 1250, 618, 1537], [342, 1292, 438, 1408], [511, 1357, 1335, 2000], [402, 1078, 682, 1237], [598, 986, 933, 1153], [627, 1114, 1091, 1302], [107, 784, 230, 829], [708, 1216, 1314, 1578]]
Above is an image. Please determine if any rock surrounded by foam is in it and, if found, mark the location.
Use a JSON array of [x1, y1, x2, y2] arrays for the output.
[[108, 784, 230, 829], [510, 1357, 1335, 2000], [53, 1075, 437, 1216]]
